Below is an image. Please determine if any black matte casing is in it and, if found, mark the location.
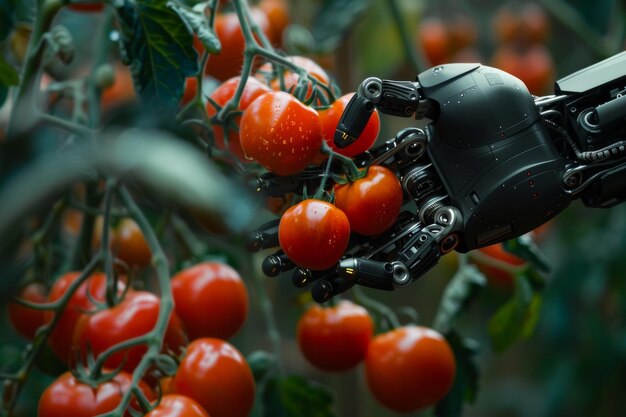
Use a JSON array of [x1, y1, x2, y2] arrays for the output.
[[418, 64, 570, 251]]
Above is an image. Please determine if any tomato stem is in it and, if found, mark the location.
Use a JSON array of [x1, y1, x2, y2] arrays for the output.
[[353, 287, 401, 330], [388, 0, 426, 73], [319, 141, 365, 182]]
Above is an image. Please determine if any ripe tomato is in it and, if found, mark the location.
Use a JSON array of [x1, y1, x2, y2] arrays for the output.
[[334, 166, 403, 236], [474, 243, 526, 288], [99, 63, 136, 113], [492, 5, 521, 44], [278, 199, 350, 270], [172, 262, 248, 341], [240, 91, 322, 175], [8, 282, 47, 340], [73, 291, 187, 372], [255, 56, 331, 101], [493, 3, 549, 45], [206, 76, 271, 162], [111, 218, 152, 268], [490, 44, 555, 95], [67, 3, 105, 12], [297, 300, 373, 372], [205, 9, 271, 81], [365, 326, 455, 413], [173, 338, 255, 417], [418, 18, 451, 66], [46, 272, 124, 363], [520, 3, 550, 44], [319, 92, 380, 158], [144, 395, 209, 417], [448, 14, 478, 51], [258, 0, 289, 47], [38, 370, 155, 417]]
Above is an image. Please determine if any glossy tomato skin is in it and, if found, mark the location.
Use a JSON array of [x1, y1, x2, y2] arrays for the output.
[[365, 326, 455, 413], [297, 300, 373, 372], [8, 282, 47, 340], [205, 9, 270, 81], [111, 218, 152, 268], [206, 76, 271, 162], [418, 18, 451, 66], [173, 338, 255, 417], [172, 262, 248, 340], [144, 394, 209, 417], [319, 93, 380, 158], [46, 272, 124, 363], [240, 91, 322, 175], [73, 291, 187, 372], [258, 0, 289, 46], [334, 165, 403, 236], [38, 370, 155, 417], [279, 199, 350, 270]]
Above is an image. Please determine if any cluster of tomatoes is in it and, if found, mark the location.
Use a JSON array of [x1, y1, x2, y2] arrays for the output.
[[10, 253, 254, 417], [416, 2, 555, 95], [296, 300, 456, 413]]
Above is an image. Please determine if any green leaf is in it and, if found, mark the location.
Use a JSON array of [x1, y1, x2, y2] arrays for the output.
[[0, 53, 19, 86], [310, 0, 374, 53], [167, 1, 221, 53], [434, 331, 480, 417], [503, 234, 551, 273], [433, 262, 486, 334], [253, 375, 337, 417], [488, 272, 544, 352], [116, 0, 199, 114]]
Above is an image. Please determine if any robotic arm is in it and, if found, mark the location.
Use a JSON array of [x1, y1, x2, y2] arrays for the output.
[[249, 51, 626, 303]]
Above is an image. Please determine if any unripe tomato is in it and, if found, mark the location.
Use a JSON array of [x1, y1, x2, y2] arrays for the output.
[[240, 91, 322, 175], [46, 272, 125, 363], [206, 76, 271, 162], [365, 326, 455, 413], [173, 338, 255, 417], [144, 394, 209, 417], [172, 262, 248, 341], [38, 370, 155, 417], [297, 300, 373, 372], [8, 282, 47, 340], [68, 3, 105, 12], [73, 291, 187, 372], [474, 243, 526, 288], [319, 92, 380, 158], [205, 9, 271, 81], [334, 166, 403, 236], [278, 199, 350, 270], [417, 18, 451, 66]]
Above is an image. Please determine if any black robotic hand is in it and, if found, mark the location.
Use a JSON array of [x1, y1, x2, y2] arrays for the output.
[[249, 51, 626, 303]]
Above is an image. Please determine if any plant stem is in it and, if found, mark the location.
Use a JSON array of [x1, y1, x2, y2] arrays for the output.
[[353, 287, 401, 330], [387, 0, 426, 73]]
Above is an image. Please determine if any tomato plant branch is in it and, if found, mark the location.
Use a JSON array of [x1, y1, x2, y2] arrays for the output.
[[69, 182, 101, 269], [353, 287, 401, 330], [37, 112, 95, 138], [387, 0, 426, 73], [98, 185, 174, 417], [320, 141, 363, 181], [171, 214, 209, 259], [101, 178, 119, 308]]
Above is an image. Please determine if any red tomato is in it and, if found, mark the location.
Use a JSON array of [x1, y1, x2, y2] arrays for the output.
[[144, 394, 209, 417], [448, 14, 478, 51], [474, 243, 526, 288], [334, 165, 403, 236], [491, 44, 555, 95], [297, 300, 373, 372], [73, 291, 187, 372], [205, 9, 271, 81], [172, 262, 248, 341], [46, 272, 124, 363], [255, 56, 331, 101], [206, 76, 271, 162], [278, 199, 350, 270], [101, 63, 137, 113], [418, 18, 451, 66], [258, 0, 290, 46], [173, 338, 255, 417], [38, 370, 155, 417], [111, 218, 152, 268], [365, 326, 455, 413], [8, 282, 47, 340], [68, 3, 104, 12], [240, 91, 322, 175], [319, 92, 380, 158]]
